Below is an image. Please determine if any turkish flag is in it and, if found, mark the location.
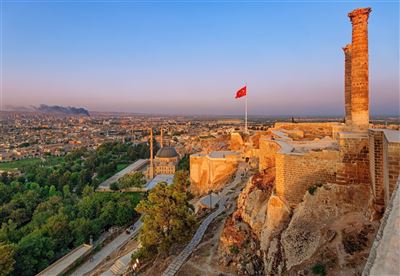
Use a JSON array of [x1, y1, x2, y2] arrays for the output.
[[235, 86, 247, 99]]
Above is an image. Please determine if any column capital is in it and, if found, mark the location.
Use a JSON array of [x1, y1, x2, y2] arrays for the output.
[[342, 44, 352, 53], [348, 8, 372, 24]]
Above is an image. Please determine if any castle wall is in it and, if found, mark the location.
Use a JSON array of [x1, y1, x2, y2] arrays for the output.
[[230, 132, 244, 151], [336, 132, 370, 185], [387, 141, 400, 202], [368, 129, 387, 205], [273, 122, 341, 139], [275, 150, 339, 206], [190, 153, 238, 195], [259, 138, 281, 173]]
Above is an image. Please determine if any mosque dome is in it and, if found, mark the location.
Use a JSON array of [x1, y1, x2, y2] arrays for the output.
[[155, 146, 178, 158]]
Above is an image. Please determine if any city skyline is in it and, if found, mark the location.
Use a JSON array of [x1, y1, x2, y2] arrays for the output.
[[2, 0, 399, 116]]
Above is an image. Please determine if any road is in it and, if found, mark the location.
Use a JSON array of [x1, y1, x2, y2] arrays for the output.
[[162, 163, 247, 276]]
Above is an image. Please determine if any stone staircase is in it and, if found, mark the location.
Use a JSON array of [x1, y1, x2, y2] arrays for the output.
[[110, 259, 125, 275]]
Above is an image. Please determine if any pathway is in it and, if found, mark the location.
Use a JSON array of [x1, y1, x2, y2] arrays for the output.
[[70, 219, 142, 276], [162, 163, 246, 276]]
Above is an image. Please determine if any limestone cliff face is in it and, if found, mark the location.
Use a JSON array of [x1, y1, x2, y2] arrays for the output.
[[280, 183, 376, 275], [236, 173, 272, 237], [220, 177, 378, 275]]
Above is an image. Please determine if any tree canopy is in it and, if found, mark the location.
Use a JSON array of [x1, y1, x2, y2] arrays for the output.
[[116, 172, 146, 190], [0, 141, 147, 275], [135, 172, 196, 258]]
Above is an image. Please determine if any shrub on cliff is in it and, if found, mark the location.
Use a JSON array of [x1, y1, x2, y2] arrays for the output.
[[311, 263, 326, 276]]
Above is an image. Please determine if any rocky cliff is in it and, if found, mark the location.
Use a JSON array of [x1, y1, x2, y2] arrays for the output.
[[219, 172, 378, 275]]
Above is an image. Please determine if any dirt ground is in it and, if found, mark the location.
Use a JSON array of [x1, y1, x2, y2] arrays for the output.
[[177, 214, 236, 276], [177, 180, 247, 276]]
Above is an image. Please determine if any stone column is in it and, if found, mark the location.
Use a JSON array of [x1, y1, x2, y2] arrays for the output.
[[348, 7, 372, 132], [342, 44, 352, 126]]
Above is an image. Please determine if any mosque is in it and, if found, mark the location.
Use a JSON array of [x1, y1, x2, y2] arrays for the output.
[[146, 128, 179, 178]]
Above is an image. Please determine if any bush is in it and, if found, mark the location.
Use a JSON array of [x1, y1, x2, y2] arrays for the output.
[[308, 186, 317, 195], [311, 263, 326, 276], [229, 245, 239, 254], [308, 183, 323, 195], [110, 182, 119, 191]]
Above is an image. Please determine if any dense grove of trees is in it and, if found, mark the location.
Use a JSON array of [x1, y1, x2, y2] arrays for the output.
[[0, 141, 149, 275], [134, 170, 196, 259], [111, 172, 147, 191]]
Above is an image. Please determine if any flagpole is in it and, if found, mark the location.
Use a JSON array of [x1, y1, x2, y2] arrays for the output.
[[245, 84, 248, 133]]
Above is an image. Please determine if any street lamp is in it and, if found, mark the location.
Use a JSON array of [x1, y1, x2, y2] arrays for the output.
[[209, 190, 213, 209]]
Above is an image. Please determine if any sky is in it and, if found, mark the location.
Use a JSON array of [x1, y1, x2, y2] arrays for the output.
[[1, 0, 399, 116]]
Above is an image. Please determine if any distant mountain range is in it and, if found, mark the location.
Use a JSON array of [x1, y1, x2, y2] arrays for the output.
[[4, 104, 90, 116]]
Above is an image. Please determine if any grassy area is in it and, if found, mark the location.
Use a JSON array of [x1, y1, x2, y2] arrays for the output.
[[0, 158, 42, 171], [117, 163, 129, 172], [0, 156, 64, 171]]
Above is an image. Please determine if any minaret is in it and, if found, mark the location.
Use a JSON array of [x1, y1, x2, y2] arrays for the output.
[[342, 44, 352, 126], [160, 128, 164, 148], [149, 128, 154, 179], [348, 7, 371, 132]]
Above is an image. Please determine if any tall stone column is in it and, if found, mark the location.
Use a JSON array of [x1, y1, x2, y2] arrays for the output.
[[348, 7, 371, 131], [342, 44, 352, 126]]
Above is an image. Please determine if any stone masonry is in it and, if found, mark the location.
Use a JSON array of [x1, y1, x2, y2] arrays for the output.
[[343, 44, 352, 126], [368, 129, 387, 206], [275, 150, 339, 206], [336, 132, 370, 185], [348, 8, 371, 131]]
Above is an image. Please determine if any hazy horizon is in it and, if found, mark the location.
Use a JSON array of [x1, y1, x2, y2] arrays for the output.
[[2, 0, 399, 116]]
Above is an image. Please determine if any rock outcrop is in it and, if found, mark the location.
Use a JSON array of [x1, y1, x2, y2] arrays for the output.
[[219, 175, 378, 275]]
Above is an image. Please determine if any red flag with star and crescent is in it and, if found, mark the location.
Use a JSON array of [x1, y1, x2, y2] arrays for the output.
[[235, 86, 247, 99]]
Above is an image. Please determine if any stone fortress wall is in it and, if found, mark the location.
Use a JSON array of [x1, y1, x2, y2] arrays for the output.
[[336, 132, 371, 185], [369, 129, 400, 207], [259, 125, 340, 206], [273, 122, 341, 139], [275, 150, 339, 206], [190, 151, 240, 195]]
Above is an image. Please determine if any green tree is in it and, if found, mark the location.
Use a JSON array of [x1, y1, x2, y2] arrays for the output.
[[173, 170, 190, 192], [115, 198, 135, 226], [0, 182, 11, 205], [48, 185, 57, 197], [0, 242, 16, 276], [117, 172, 146, 189], [14, 231, 55, 276], [135, 182, 196, 257], [110, 182, 119, 191], [70, 217, 94, 246], [177, 154, 190, 171]]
